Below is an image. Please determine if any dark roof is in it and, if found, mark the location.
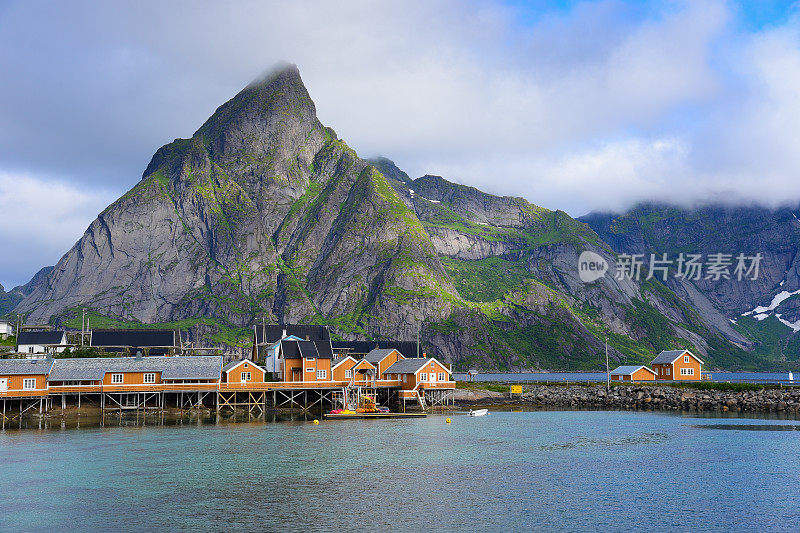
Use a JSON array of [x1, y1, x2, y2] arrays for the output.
[[651, 350, 704, 365], [298, 340, 319, 359], [280, 339, 334, 359], [91, 329, 177, 348], [365, 348, 399, 364], [0, 358, 54, 375], [610, 365, 655, 375], [384, 358, 435, 374], [254, 324, 330, 345], [332, 341, 418, 357], [17, 331, 66, 346], [222, 359, 263, 373], [48, 356, 222, 381]]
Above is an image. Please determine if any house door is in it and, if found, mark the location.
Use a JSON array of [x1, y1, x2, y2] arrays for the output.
[[0, 378, 6, 391]]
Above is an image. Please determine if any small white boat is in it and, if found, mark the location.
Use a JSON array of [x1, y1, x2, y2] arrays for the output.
[[469, 408, 489, 417]]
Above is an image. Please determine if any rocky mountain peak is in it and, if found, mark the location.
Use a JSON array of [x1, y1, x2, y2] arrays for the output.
[[193, 63, 320, 160]]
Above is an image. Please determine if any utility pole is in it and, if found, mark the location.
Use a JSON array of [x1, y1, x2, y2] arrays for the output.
[[605, 337, 610, 392], [15, 314, 21, 353], [81, 308, 86, 347], [417, 322, 420, 358]]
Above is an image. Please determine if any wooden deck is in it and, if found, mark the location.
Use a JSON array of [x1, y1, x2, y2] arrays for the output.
[[323, 412, 427, 420]]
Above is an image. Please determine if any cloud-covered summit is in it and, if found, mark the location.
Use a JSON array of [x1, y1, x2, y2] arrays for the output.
[[2, 0, 800, 287]]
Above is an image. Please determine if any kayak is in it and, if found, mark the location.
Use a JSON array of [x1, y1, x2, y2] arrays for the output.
[[469, 408, 489, 417]]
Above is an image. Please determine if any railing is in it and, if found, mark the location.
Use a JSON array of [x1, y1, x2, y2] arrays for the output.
[[0, 389, 49, 398], [420, 381, 456, 389]]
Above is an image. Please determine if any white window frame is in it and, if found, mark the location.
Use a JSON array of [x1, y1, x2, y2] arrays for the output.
[[241, 371, 251, 382], [438, 372, 446, 382], [143, 373, 156, 384], [111, 374, 123, 384], [306, 367, 314, 373], [344, 369, 352, 379], [666, 368, 671, 376], [23, 378, 36, 390], [305, 357, 315, 362], [316, 369, 327, 380], [420, 373, 427, 382], [402, 374, 407, 383], [684, 355, 690, 363]]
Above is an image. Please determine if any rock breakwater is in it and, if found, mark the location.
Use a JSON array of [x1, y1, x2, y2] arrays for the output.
[[454, 384, 800, 414]]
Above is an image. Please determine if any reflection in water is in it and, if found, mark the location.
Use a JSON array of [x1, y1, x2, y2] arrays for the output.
[[1, 409, 322, 431], [692, 424, 800, 431]]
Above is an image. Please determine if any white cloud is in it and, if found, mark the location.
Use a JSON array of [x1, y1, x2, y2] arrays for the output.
[[0, 172, 117, 288]]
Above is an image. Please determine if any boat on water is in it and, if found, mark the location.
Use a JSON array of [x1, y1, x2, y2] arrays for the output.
[[469, 408, 489, 417]]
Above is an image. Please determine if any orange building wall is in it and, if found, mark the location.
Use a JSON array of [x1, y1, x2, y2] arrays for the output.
[[225, 362, 265, 383], [671, 355, 702, 380], [654, 354, 702, 381], [284, 358, 333, 382], [1, 374, 48, 391], [101, 371, 162, 385], [653, 363, 670, 379], [332, 359, 356, 381], [611, 368, 655, 381], [393, 359, 452, 390]]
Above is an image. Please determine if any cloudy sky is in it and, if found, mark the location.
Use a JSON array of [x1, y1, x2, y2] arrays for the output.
[[1, 0, 799, 288]]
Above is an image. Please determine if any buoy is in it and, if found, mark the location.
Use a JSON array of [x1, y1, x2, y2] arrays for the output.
[[313, 419, 319, 425], [446, 418, 451, 424]]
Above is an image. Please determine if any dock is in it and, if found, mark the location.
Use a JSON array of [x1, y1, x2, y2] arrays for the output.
[[323, 412, 427, 420]]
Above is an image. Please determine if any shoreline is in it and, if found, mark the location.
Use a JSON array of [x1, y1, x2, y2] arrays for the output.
[[454, 383, 800, 416]]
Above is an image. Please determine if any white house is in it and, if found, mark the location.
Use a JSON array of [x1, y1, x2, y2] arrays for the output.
[[0, 320, 14, 339], [16, 330, 69, 356]]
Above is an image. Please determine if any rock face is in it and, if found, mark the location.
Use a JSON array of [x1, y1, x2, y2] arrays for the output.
[[15, 65, 456, 340], [582, 204, 800, 355]]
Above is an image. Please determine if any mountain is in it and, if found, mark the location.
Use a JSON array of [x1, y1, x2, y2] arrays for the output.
[[581, 203, 800, 364], [15, 65, 456, 342], [0, 266, 53, 316], [11, 65, 798, 370]]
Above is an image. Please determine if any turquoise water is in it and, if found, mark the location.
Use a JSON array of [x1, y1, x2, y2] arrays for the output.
[[2, 411, 800, 531]]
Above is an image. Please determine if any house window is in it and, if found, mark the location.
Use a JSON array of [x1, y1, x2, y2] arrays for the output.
[[23, 378, 36, 390], [345, 369, 352, 379], [111, 374, 123, 384], [28, 347, 34, 354], [306, 368, 314, 373], [402, 375, 407, 383], [680, 368, 695, 376], [684, 355, 690, 363], [242, 372, 251, 382], [244, 363, 249, 369], [420, 373, 427, 382], [438, 372, 446, 381], [666, 368, 671, 376], [144, 373, 155, 384], [305, 357, 314, 362], [317, 369, 327, 380]]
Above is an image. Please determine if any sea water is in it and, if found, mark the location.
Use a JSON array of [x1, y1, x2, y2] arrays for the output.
[[1, 410, 799, 531]]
